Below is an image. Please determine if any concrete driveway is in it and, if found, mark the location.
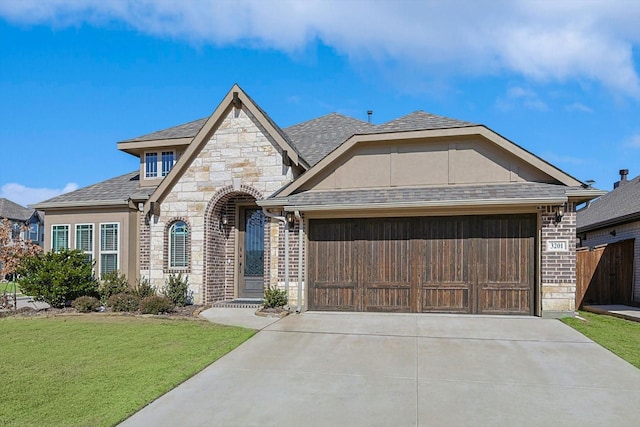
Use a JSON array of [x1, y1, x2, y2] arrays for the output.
[[120, 312, 640, 427]]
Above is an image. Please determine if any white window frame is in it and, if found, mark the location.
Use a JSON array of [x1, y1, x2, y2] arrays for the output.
[[169, 221, 189, 269], [99, 222, 119, 277], [51, 224, 70, 251], [75, 223, 94, 262], [144, 150, 176, 180]]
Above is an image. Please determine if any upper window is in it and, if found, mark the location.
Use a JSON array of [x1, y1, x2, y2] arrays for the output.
[[52, 225, 69, 251], [162, 151, 174, 177], [100, 223, 119, 277], [169, 221, 189, 269], [145, 151, 175, 179], [76, 224, 94, 262], [145, 152, 158, 178], [28, 222, 39, 242]]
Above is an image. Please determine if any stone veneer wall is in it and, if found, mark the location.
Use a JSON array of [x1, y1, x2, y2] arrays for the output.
[[540, 203, 577, 317], [145, 106, 292, 303], [582, 221, 640, 302]]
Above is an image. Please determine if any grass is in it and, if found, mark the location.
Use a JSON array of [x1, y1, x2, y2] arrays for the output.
[[0, 282, 19, 294], [0, 315, 254, 427], [563, 311, 640, 369]]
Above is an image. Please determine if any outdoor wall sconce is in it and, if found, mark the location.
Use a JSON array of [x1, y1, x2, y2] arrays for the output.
[[285, 211, 295, 228], [221, 214, 228, 226], [610, 230, 617, 236], [554, 203, 565, 223]]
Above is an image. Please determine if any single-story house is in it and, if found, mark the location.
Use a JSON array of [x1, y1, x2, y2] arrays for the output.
[[577, 169, 640, 303], [0, 197, 44, 246], [33, 84, 604, 317]]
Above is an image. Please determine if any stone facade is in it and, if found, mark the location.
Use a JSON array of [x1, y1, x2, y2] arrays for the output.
[[540, 203, 577, 316], [581, 220, 640, 302], [144, 106, 293, 303]]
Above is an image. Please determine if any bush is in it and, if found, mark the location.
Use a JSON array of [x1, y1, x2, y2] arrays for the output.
[[72, 296, 101, 313], [99, 271, 129, 302], [107, 292, 140, 312], [132, 277, 156, 299], [139, 295, 174, 315], [263, 285, 288, 308], [16, 249, 98, 308], [162, 273, 191, 307]]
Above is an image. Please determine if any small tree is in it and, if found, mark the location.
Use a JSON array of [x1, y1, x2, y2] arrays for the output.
[[0, 218, 42, 281], [16, 249, 98, 308]]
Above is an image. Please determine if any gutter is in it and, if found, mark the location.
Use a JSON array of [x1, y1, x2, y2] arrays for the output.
[[31, 200, 130, 209]]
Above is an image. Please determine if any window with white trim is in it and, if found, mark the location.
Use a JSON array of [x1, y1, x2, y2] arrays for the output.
[[169, 221, 189, 269], [145, 150, 175, 179], [145, 152, 158, 178], [75, 224, 94, 263], [28, 222, 39, 242], [52, 225, 69, 251], [100, 223, 119, 277]]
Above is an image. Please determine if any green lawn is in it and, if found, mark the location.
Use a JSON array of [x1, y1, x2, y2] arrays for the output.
[[0, 315, 254, 427], [563, 311, 640, 369], [0, 282, 19, 294]]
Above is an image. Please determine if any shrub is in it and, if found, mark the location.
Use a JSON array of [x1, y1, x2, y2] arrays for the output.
[[162, 273, 191, 307], [139, 295, 174, 315], [132, 277, 156, 299], [107, 292, 140, 312], [263, 285, 287, 308], [72, 296, 101, 313], [99, 271, 129, 302], [16, 249, 98, 308]]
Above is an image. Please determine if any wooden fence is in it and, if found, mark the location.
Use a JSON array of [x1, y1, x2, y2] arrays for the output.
[[576, 239, 634, 308]]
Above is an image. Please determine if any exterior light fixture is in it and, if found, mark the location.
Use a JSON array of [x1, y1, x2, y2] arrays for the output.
[[285, 211, 295, 228], [554, 204, 565, 223], [221, 214, 228, 225]]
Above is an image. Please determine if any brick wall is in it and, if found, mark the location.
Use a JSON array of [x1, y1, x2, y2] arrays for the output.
[[540, 203, 577, 316]]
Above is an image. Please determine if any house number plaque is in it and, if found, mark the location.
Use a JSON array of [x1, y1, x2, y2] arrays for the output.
[[546, 240, 569, 252]]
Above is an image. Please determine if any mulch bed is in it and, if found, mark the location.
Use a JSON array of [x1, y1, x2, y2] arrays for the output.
[[0, 304, 208, 319]]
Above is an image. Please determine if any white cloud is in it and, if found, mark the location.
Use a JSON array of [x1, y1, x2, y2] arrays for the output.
[[0, 183, 79, 208], [496, 86, 548, 111], [626, 134, 640, 148], [1, 1, 640, 97], [565, 102, 593, 113]]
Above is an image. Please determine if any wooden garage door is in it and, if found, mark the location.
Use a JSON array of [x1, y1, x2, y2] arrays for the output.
[[308, 215, 535, 315]]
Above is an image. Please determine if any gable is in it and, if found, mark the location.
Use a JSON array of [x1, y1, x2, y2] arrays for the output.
[[300, 135, 560, 192]]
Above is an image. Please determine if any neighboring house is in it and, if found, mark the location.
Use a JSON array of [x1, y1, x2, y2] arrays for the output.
[[33, 84, 604, 317], [577, 169, 640, 303], [0, 198, 45, 246]]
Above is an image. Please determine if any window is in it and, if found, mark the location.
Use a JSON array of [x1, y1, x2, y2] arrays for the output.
[[28, 222, 39, 242], [100, 223, 119, 277], [52, 225, 69, 251], [169, 221, 189, 268], [162, 151, 174, 176], [11, 223, 20, 240], [145, 152, 158, 178], [145, 151, 175, 179], [76, 224, 93, 262]]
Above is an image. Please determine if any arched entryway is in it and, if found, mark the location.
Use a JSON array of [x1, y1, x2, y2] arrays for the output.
[[203, 185, 267, 303]]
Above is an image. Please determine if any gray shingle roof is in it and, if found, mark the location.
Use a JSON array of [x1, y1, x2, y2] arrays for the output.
[[0, 198, 34, 221], [283, 113, 375, 166], [122, 118, 208, 142], [272, 182, 571, 207], [577, 174, 640, 231], [33, 171, 157, 207], [369, 111, 476, 134]]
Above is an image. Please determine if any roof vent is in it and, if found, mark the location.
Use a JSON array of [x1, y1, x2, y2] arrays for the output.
[[614, 168, 629, 189], [367, 110, 373, 123]]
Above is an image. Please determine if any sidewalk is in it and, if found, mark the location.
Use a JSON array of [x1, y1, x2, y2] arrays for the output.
[[584, 305, 640, 322]]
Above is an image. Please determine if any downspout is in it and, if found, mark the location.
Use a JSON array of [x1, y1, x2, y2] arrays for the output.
[[261, 208, 290, 303], [295, 210, 303, 313]]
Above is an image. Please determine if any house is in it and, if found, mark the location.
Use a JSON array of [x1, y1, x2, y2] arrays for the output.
[[577, 169, 640, 304], [33, 84, 604, 317], [0, 198, 44, 246]]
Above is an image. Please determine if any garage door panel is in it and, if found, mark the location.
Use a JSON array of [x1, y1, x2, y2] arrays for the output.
[[310, 283, 357, 311], [422, 283, 471, 313], [363, 283, 411, 312], [422, 218, 470, 284], [479, 285, 531, 314]]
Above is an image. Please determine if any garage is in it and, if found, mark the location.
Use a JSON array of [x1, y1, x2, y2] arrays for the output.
[[308, 214, 536, 315]]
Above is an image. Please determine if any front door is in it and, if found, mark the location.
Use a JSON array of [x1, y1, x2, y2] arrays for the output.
[[238, 207, 265, 299]]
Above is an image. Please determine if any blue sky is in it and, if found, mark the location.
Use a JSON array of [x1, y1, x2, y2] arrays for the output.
[[1, 0, 640, 207]]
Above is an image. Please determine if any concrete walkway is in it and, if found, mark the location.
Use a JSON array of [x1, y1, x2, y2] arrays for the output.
[[585, 305, 640, 322], [120, 312, 640, 427]]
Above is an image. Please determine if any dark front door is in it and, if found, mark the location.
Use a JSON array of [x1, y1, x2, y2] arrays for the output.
[[238, 207, 265, 299]]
